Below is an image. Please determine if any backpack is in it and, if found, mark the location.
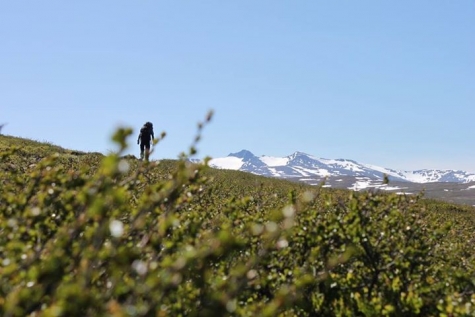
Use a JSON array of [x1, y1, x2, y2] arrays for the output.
[[140, 126, 152, 143]]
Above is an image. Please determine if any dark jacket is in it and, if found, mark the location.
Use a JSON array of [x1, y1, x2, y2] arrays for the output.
[[138, 125, 154, 144]]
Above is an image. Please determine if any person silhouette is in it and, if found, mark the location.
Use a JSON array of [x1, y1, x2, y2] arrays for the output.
[[137, 122, 154, 160]]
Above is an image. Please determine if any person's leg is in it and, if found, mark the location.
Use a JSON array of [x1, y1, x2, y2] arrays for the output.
[[140, 143, 145, 159], [144, 143, 151, 160]]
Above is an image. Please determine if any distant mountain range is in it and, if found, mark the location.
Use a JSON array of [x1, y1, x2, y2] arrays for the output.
[[205, 150, 475, 206], [208, 150, 475, 183]]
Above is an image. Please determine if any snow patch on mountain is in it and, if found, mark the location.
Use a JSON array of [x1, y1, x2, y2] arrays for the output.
[[210, 157, 244, 170], [348, 180, 372, 191], [260, 156, 289, 167]]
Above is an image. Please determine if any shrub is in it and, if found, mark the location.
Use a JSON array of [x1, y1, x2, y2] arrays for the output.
[[1, 122, 475, 316]]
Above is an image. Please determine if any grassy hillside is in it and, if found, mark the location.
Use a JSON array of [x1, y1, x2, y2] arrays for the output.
[[1, 133, 475, 316]]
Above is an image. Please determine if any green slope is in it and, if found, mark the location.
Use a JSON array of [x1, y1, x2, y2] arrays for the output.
[[1, 134, 475, 316]]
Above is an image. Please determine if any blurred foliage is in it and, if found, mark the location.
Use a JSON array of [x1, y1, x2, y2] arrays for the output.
[[1, 125, 475, 316]]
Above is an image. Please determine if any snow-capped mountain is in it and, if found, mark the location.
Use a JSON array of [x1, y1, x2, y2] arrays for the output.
[[208, 150, 475, 184]]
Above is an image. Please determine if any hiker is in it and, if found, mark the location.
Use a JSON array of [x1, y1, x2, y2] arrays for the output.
[[137, 122, 154, 160]]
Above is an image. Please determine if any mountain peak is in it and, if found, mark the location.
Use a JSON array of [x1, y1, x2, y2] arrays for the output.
[[289, 151, 311, 159], [228, 150, 256, 159]]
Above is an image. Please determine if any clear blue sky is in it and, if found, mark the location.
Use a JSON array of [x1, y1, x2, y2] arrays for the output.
[[1, 1, 474, 172]]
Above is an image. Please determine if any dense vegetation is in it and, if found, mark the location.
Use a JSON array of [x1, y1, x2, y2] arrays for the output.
[[1, 123, 475, 316]]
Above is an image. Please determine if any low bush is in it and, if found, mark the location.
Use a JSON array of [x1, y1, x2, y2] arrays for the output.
[[1, 124, 475, 316]]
